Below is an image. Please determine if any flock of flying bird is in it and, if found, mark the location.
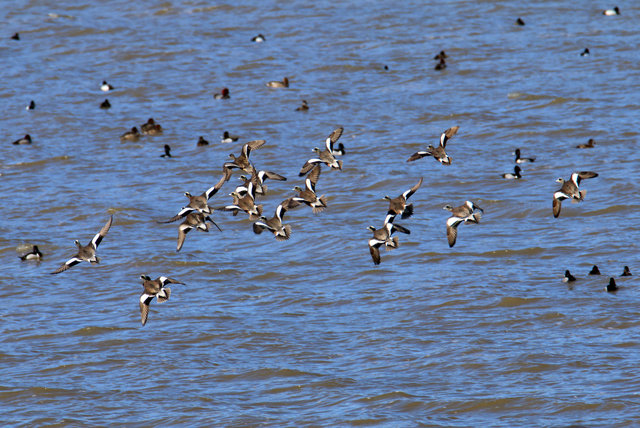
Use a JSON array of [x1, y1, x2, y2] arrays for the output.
[[16, 101, 629, 322], [14, 10, 632, 322]]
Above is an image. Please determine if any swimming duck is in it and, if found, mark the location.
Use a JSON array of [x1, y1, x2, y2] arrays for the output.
[[221, 131, 239, 143], [502, 165, 522, 179], [580, 48, 590, 56], [11, 32, 19, 40], [576, 138, 595, 148], [12, 134, 32, 145], [621, 266, 632, 277], [214, 88, 230, 99], [562, 270, 576, 282], [100, 80, 113, 92], [100, 99, 111, 109], [120, 127, 140, 142], [552, 171, 598, 218], [514, 148, 535, 163], [266, 77, 289, 88], [434, 58, 447, 70], [139, 275, 185, 326], [141, 118, 162, 135], [589, 265, 601, 275], [434, 50, 448, 60], [383, 177, 423, 219], [51, 215, 113, 274], [160, 144, 172, 158], [516, 17, 525, 26], [140, 119, 156, 133], [407, 126, 459, 165], [26, 100, 36, 110], [296, 100, 309, 111], [252, 34, 266, 42], [19, 245, 43, 261], [603, 6, 620, 15], [197, 136, 209, 146], [606, 278, 618, 292]]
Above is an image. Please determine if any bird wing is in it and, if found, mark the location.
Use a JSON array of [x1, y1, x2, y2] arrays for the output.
[[244, 139, 266, 157], [391, 223, 411, 235], [261, 170, 287, 182], [91, 215, 113, 249], [325, 127, 344, 152], [403, 177, 423, 199], [51, 257, 82, 274], [441, 126, 459, 148], [368, 240, 382, 265], [299, 160, 320, 176], [159, 276, 184, 286], [383, 211, 398, 225], [205, 216, 222, 232], [139, 294, 153, 326], [446, 217, 463, 247], [576, 171, 599, 184], [552, 197, 562, 218], [204, 184, 220, 200], [306, 164, 322, 191], [176, 223, 194, 252], [252, 221, 270, 234], [406, 150, 430, 162]]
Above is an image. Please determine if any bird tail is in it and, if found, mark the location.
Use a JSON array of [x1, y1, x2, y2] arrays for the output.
[[400, 204, 414, 219]]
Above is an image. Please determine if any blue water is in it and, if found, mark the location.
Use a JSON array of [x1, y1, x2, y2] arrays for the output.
[[1, 0, 639, 426]]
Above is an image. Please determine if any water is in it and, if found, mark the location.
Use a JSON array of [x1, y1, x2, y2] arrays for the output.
[[2, 0, 639, 426]]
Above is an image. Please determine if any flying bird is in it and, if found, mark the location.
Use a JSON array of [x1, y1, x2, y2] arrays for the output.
[[139, 275, 185, 326], [383, 177, 423, 219], [175, 212, 221, 252], [407, 126, 459, 165], [51, 215, 113, 274], [299, 127, 344, 176], [552, 171, 598, 218], [367, 213, 411, 265], [443, 201, 483, 247], [293, 164, 327, 213], [252, 198, 300, 241]]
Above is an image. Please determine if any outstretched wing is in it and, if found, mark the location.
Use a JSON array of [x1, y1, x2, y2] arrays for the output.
[[176, 223, 194, 252], [407, 150, 430, 162], [51, 257, 82, 274], [159, 276, 184, 286], [243, 139, 266, 157], [306, 164, 322, 191], [325, 127, 344, 152], [552, 197, 562, 218], [368, 240, 382, 265], [441, 126, 459, 148], [446, 216, 463, 247], [91, 215, 113, 249], [403, 177, 423, 199], [139, 294, 153, 326]]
